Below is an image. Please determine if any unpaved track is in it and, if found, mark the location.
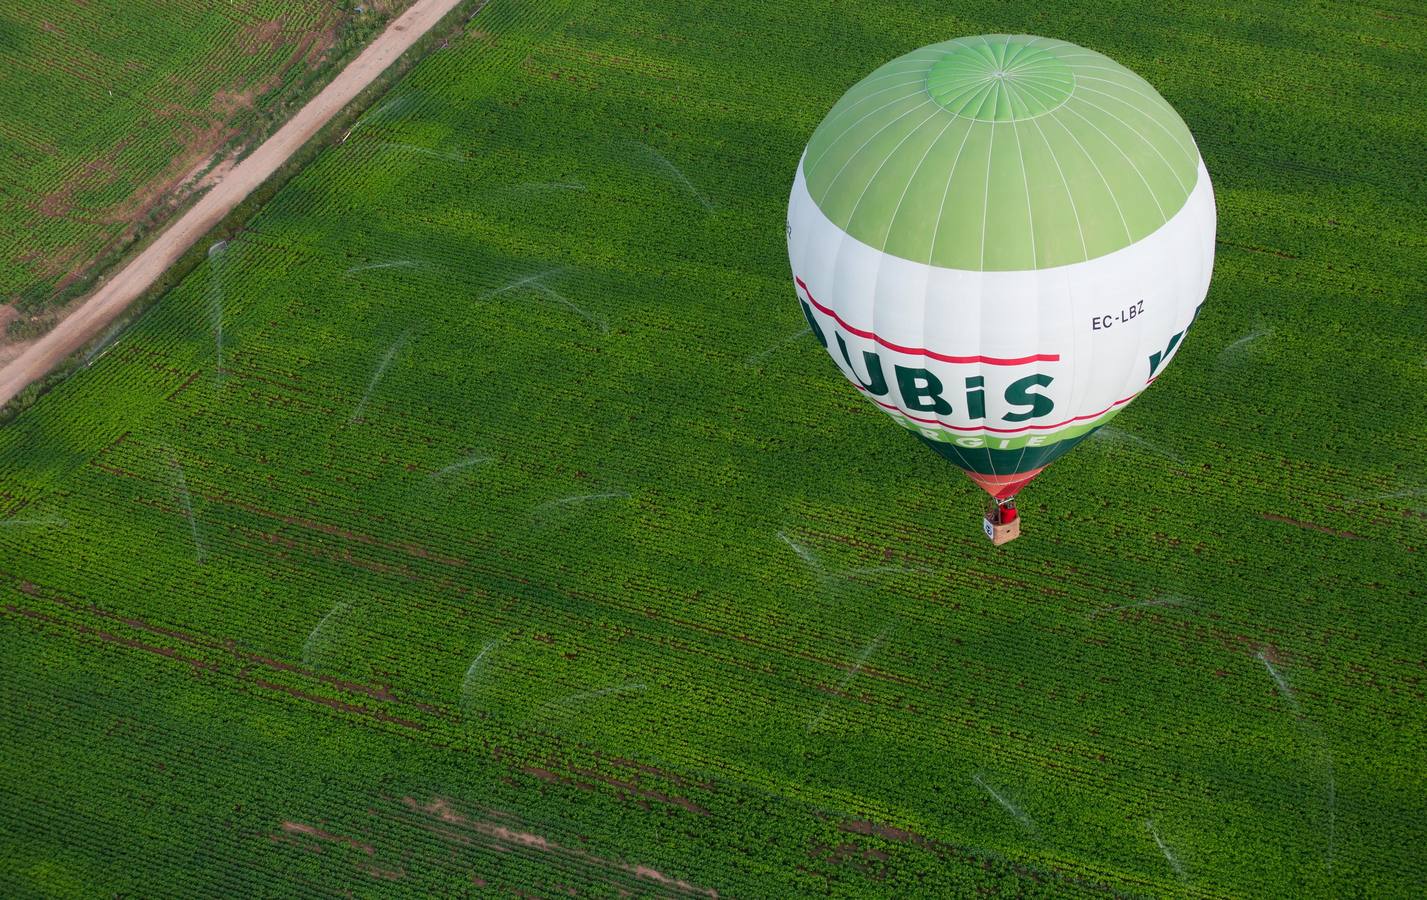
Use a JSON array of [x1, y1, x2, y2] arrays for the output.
[[0, 0, 466, 409]]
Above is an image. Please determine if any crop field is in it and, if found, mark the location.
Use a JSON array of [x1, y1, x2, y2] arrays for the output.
[[0, 0, 407, 325], [1, 0, 1425, 896]]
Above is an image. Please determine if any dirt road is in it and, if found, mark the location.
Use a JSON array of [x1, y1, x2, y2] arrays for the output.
[[0, 0, 467, 410]]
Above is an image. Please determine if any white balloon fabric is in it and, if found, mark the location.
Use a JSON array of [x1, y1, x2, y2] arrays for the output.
[[787, 34, 1216, 499]]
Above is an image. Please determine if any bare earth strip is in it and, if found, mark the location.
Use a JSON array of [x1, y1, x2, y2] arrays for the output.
[[0, 0, 466, 409]]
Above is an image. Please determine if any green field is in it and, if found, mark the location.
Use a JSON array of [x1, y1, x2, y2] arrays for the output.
[[2, 0, 1425, 896], [0, 0, 407, 324]]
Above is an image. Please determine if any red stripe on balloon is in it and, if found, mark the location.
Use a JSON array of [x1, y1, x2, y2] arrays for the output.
[[794, 276, 1061, 366]]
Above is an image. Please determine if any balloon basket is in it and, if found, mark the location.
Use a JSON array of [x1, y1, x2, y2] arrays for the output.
[[982, 499, 1021, 546], [982, 516, 1020, 545]]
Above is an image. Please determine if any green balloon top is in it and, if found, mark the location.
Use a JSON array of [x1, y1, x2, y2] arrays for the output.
[[801, 35, 1202, 271]]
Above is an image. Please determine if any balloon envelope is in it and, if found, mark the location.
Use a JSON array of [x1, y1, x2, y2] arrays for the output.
[[787, 34, 1215, 499]]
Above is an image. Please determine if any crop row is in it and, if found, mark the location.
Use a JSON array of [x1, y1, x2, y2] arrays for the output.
[[1, 0, 1424, 896]]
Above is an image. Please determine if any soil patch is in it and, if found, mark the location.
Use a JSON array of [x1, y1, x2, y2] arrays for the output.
[[239, 18, 287, 55], [1261, 512, 1367, 540], [0, 0, 468, 409]]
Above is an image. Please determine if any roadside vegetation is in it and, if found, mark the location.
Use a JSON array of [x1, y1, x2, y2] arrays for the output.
[[0, 0, 412, 338]]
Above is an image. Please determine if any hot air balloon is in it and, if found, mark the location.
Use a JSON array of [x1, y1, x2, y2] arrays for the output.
[[787, 34, 1215, 544]]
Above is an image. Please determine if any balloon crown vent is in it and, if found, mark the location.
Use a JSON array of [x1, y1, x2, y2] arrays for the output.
[[926, 39, 1075, 121]]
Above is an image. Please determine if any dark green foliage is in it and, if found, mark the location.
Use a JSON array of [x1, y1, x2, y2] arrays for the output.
[[1, 0, 1424, 896]]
